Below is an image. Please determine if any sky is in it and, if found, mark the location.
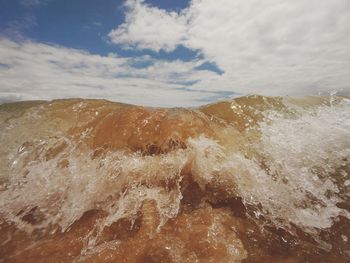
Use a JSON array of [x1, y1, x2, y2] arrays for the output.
[[0, 0, 349, 107]]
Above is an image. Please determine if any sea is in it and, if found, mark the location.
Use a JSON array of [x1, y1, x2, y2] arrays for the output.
[[0, 95, 349, 262]]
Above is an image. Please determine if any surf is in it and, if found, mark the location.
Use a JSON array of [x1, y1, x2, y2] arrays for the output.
[[0, 95, 349, 262]]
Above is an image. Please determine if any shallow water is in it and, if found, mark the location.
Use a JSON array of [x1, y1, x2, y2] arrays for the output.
[[0, 95, 349, 262]]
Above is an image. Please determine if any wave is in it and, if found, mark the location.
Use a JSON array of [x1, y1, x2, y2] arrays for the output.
[[0, 95, 349, 262]]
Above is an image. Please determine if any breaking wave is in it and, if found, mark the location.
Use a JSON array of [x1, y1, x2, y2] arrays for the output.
[[0, 95, 349, 262]]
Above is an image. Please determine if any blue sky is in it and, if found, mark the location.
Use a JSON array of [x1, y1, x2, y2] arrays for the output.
[[1, 0, 196, 58], [0, 0, 349, 106]]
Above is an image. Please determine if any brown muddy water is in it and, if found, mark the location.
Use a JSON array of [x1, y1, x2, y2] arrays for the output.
[[0, 95, 349, 262]]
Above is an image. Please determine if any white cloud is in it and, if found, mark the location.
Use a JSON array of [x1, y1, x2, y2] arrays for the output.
[[109, 0, 350, 95], [0, 92, 39, 105], [109, 0, 188, 52], [0, 38, 223, 107]]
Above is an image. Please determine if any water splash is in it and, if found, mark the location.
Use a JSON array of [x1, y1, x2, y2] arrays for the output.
[[0, 96, 349, 262]]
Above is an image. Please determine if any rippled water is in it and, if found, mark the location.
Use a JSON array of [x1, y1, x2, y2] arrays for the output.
[[0, 95, 349, 262]]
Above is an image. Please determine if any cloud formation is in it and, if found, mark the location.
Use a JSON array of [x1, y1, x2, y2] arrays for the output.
[[2, 0, 349, 107], [109, 0, 350, 95], [0, 38, 224, 107]]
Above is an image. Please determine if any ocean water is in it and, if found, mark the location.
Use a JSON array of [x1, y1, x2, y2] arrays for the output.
[[0, 95, 349, 262]]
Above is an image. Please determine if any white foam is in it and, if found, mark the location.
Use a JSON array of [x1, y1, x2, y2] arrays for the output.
[[0, 98, 349, 251]]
